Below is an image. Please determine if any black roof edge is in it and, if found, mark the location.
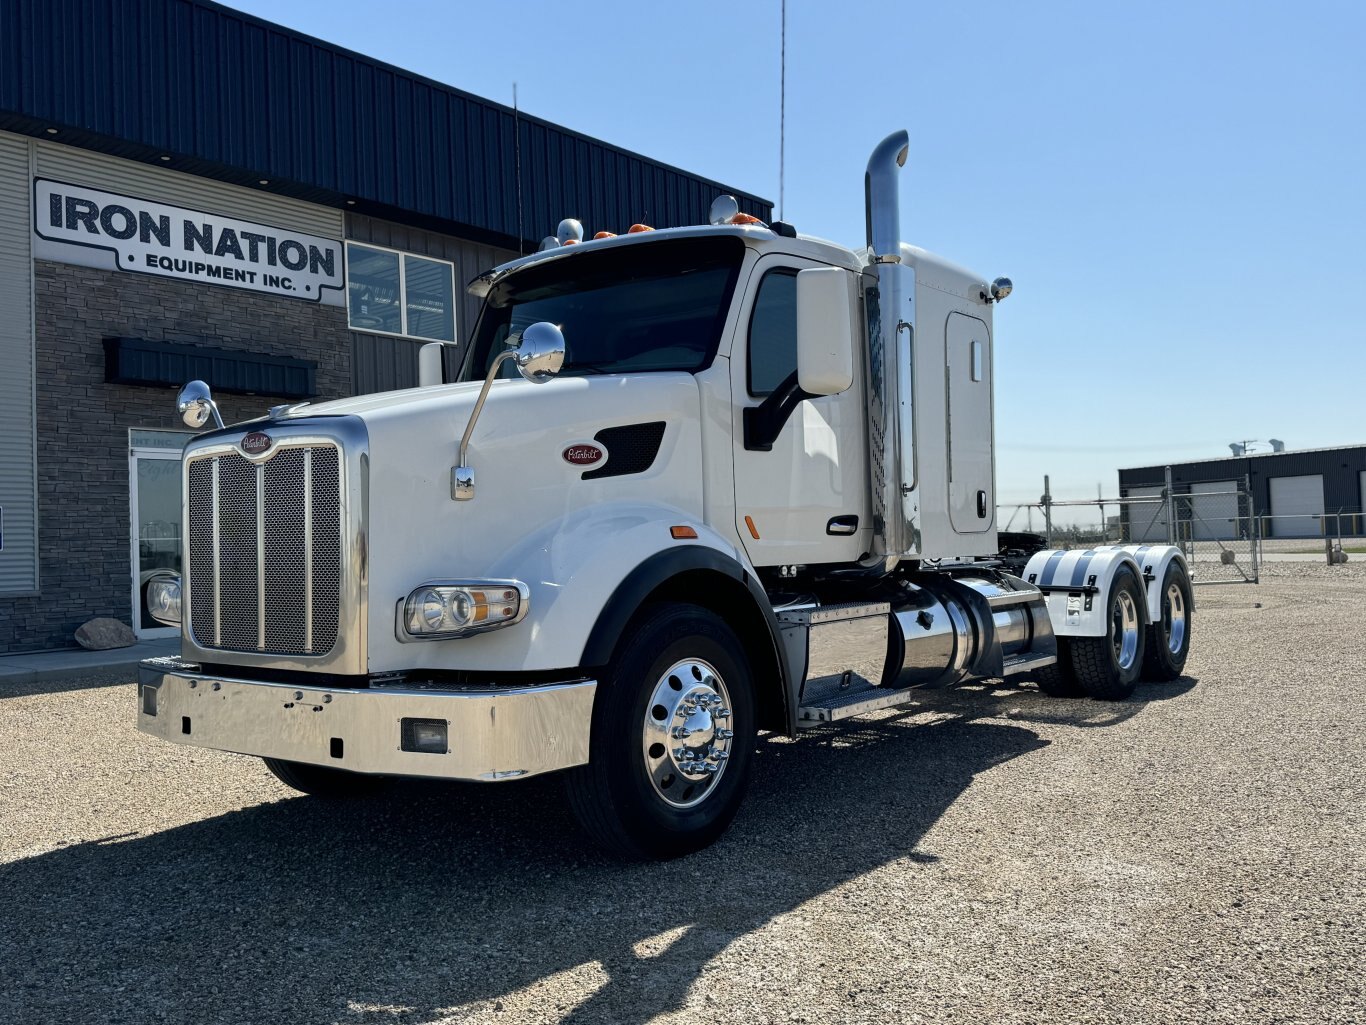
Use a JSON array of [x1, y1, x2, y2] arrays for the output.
[[189, 0, 772, 210]]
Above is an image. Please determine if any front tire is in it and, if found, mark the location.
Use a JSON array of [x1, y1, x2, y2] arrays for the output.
[[1069, 565, 1147, 701], [263, 758, 383, 797], [566, 602, 756, 859], [1143, 561, 1193, 680]]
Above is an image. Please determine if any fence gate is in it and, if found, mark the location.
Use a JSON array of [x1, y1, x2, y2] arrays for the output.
[[1171, 481, 1258, 585]]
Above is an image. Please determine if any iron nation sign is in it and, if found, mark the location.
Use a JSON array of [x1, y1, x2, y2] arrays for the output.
[[33, 179, 344, 305]]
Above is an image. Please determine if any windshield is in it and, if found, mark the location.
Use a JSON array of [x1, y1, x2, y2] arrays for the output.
[[460, 236, 745, 381]]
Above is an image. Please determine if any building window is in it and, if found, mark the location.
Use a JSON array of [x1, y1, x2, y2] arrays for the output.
[[346, 242, 456, 342]]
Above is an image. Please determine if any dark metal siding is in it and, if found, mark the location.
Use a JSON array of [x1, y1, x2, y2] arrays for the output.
[[346, 213, 516, 394], [1119, 447, 1366, 518], [0, 0, 772, 250]]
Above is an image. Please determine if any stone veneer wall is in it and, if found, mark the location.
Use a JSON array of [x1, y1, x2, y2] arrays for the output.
[[0, 260, 349, 652]]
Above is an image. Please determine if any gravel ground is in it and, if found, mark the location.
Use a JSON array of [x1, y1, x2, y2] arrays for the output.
[[2, 566, 1363, 1025]]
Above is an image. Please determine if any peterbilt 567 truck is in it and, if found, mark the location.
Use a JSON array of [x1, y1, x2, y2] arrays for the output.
[[139, 131, 1193, 858]]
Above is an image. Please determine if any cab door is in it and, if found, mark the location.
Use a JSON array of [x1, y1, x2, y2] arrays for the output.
[[730, 257, 867, 566]]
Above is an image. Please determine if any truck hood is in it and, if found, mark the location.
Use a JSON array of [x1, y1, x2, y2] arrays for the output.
[[322, 372, 707, 672]]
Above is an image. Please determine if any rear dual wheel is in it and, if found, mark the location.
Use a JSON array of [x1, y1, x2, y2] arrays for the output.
[[1036, 565, 1147, 701], [1143, 562, 1192, 681]]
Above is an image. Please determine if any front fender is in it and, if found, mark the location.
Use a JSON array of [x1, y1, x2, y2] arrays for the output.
[[1023, 547, 1149, 638], [474, 500, 754, 672]]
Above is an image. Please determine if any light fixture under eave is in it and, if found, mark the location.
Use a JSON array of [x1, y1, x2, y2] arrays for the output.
[[258, 179, 270, 185], [45, 127, 59, 134], [158, 154, 171, 161]]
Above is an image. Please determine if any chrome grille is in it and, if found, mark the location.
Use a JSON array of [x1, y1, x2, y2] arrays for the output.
[[186, 445, 342, 655]]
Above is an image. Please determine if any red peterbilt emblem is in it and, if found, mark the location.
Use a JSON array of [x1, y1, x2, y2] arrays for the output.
[[241, 431, 273, 455], [563, 444, 604, 467]]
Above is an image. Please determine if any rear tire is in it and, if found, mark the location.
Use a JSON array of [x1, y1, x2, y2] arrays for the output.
[[263, 758, 383, 797], [1069, 565, 1147, 701], [566, 602, 756, 860], [1034, 639, 1084, 696], [1143, 561, 1193, 681]]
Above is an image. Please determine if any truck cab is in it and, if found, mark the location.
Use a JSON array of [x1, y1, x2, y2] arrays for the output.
[[139, 132, 1193, 858]]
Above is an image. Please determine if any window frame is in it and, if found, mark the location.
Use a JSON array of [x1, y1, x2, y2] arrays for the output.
[[344, 240, 457, 343], [745, 266, 801, 398]]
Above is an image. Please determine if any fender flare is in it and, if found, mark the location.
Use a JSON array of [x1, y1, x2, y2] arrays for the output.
[[580, 545, 794, 734], [1023, 547, 1150, 638], [1096, 544, 1192, 622]]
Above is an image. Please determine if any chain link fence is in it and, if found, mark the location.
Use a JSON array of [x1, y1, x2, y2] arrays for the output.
[[998, 473, 1259, 585], [1000, 477, 1360, 581]]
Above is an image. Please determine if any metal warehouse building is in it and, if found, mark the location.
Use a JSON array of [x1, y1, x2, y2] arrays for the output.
[[0, 0, 769, 652], [1119, 445, 1366, 541]]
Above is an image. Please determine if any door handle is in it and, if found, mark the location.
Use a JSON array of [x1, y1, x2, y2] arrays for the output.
[[827, 515, 859, 536], [977, 490, 988, 519]]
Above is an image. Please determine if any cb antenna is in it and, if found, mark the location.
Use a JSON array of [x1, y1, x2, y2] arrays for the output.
[[779, 0, 786, 221], [514, 82, 524, 256]]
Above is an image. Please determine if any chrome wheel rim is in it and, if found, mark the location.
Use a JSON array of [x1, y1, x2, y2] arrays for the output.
[[1112, 590, 1140, 671], [1164, 582, 1187, 655], [641, 658, 734, 809]]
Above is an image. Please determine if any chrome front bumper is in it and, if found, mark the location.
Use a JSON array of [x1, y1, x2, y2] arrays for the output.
[[137, 657, 596, 781]]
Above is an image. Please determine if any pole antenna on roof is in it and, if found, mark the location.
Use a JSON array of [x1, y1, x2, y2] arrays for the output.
[[514, 82, 524, 256], [779, 0, 786, 221]]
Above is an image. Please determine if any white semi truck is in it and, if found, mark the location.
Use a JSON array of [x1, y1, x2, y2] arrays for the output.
[[139, 131, 1193, 858]]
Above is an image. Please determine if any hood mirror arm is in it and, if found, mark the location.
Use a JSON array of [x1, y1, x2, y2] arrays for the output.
[[452, 322, 565, 501]]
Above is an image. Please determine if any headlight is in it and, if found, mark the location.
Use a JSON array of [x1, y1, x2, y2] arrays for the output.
[[147, 577, 182, 626], [398, 580, 530, 641]]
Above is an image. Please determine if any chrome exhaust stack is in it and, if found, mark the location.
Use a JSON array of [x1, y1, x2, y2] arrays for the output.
[[862, 130, 919, 560], [865, 129, 909, 264]]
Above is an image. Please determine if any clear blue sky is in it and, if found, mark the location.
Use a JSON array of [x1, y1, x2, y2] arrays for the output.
[[228, 0, 1365, 507]]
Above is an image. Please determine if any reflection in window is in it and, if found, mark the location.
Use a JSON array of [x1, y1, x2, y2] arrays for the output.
[[747, 270, 798, 396], [462, 237, 744, 381], [346, 245, 401, 335], [346, 243, 455, 342], [405, 255, 455, 342]]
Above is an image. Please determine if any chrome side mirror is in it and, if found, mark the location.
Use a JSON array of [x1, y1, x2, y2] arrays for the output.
[[453, 322, 567, 500], [511, 322, 565, 384], [177, 380, 224, 430]]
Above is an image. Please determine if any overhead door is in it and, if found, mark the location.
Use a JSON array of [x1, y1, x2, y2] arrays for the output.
[[1269, 474, 1324, 537], [1126, 485, 1168, 542], [1360, 471, 1366, 535], [1188, 480, 1238, 541]]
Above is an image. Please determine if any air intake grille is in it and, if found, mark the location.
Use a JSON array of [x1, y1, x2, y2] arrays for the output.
[[186, 445, 342, 655]]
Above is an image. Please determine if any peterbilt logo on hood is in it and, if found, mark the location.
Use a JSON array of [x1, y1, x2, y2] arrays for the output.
[[563, 444, 605, 467], [241, 431, 273, 456]]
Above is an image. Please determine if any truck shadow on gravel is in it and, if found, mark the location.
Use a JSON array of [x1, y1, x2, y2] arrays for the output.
[[0, 683, 1188, 1025]]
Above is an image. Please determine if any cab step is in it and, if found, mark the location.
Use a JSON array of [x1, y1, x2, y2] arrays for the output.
[[1002, 652, 1057, 677], [797, 683, 919, 727]]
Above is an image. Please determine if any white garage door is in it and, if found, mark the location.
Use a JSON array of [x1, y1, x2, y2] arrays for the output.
[[1269, 474, 1324, 537], [1188, 480, 1238, 541], [1126, 485, 1168, 542]]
